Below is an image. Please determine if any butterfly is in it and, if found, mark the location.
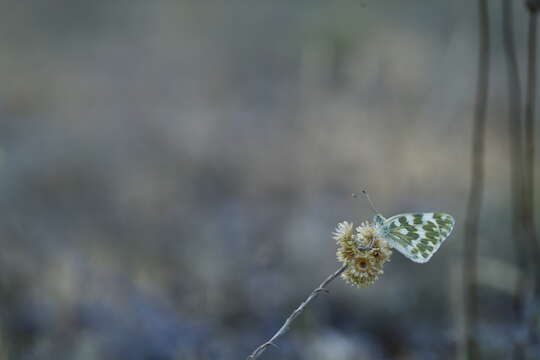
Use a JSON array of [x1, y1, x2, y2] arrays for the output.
[[373, 212, 455, 263], [356, 191, 455, 263]]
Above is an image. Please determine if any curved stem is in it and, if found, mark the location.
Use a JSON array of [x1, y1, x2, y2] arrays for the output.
[[246, 264, 347, 359]]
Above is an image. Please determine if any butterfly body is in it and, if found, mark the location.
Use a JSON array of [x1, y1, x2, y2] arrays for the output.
[[373, 212, 455, 263]]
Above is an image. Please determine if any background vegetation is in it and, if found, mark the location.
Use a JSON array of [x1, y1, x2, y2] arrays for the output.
[[0, 1, 537, 359]]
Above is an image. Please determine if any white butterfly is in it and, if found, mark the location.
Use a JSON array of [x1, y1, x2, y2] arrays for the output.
[[357, 191, 455, 263], [373, 212, 455, 263]]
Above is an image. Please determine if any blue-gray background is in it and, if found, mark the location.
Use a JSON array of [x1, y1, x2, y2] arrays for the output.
[[0, 1, 535, 359]]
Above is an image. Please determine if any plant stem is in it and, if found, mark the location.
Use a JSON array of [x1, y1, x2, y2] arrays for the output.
[[463, 0, 490, 358], [525, 1, 540, 289], [525, 1, 540, 355], [502, 1, 531, 357], [501, 0, 524, 250], [246, 264, 347, 360]]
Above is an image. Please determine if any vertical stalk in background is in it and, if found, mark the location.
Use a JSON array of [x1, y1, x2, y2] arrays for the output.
[[502, 0, 525, 248], [502, 1, 529, 357], [463, 0, 490, 358], [525, 0, 540, 354], [525, 1, 540, 289], [502, 0, 525, 268]]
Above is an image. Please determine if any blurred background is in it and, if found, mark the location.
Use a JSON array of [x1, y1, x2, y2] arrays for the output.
[[0, 0, 537, 359]]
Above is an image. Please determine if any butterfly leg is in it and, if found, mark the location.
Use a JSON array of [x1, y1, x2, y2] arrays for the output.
[[357, 238, 374, 251]]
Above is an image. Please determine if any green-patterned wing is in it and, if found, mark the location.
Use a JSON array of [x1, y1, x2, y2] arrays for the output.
[[381, 213, 455, 263]]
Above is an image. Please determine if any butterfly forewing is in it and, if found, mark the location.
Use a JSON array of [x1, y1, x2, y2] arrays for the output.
[[381, 213, 455, 263]]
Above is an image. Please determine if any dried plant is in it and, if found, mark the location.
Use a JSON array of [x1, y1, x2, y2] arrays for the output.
[[335, 221, 392, 287], [246, 221, 391, 359]]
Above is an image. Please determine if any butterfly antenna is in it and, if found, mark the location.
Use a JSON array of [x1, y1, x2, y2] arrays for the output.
[[352, 190, 379, 214]]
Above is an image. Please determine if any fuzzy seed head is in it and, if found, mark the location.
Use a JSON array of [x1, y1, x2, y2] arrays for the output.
[[334, 221, 392, 287]]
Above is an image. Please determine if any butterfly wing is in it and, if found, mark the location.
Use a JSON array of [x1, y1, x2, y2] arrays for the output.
[[381, 212, 455, 263]]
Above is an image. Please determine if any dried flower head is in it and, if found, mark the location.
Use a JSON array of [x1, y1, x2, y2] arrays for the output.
[[334, 221, 392, 287]]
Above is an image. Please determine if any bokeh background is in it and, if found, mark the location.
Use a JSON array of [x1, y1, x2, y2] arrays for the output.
[[0, 1, 537, 359]]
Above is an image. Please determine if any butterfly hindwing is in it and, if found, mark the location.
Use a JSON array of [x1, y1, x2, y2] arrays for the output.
[[381, 212, 455, 263]]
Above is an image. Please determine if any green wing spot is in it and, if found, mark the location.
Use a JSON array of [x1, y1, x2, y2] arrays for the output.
[[391, 227, 419, 241], [396, 238, 411, 247], [390, 232, 412, 248], [436, 219, 451, 229], [418, 241, 434, 251], [384, 212, 454, 262], [440, 226, 450, 234], [420, 240, 435, 248]]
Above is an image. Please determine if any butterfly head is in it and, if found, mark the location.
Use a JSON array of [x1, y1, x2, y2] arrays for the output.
[[373, 214, 386, 227]]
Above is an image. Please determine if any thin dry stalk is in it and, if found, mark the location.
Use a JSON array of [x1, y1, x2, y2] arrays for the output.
[[502, 1, 529, 357], [502, 0, 525, 250], [524, 0, 540, 354], [525, 1, 540, 288], [463, 0, 490, 358], [246, 264, 347, 360]]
